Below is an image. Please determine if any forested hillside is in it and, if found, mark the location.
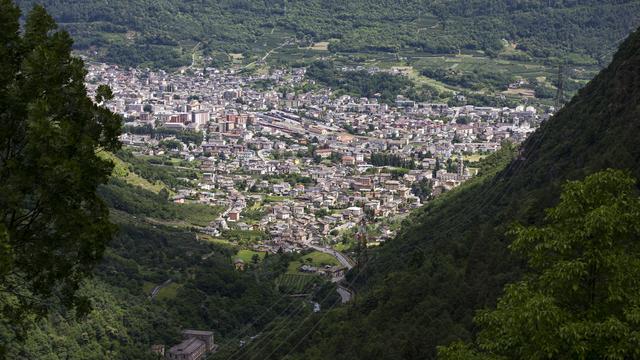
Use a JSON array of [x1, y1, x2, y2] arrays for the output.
[[0, 153, 306, 359], [14, 0, 640, 68], [235, 26, 640, 360]]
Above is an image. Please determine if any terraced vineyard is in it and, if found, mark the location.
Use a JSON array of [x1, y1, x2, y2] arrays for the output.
[[275, 274, 318, 293]]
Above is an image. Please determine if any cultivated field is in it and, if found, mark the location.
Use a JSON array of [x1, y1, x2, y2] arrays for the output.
[[276, 273, 317, 293]]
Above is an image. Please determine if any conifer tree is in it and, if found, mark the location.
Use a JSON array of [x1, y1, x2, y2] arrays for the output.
[[0, 0, 121, 329]]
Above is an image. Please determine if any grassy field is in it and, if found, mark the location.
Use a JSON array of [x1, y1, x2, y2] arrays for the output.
[[391, 65, 455, 94], [199, 234, 233, 247], [263, 39, 559, 91], [356, 50, 597, 101], [156, 282, 182, 300], [249, 34, 600, 107], [142, 281, 182, 300], [503, 88, 535, 97], [287, 251, 340, 273], [413, 55, 551, 78], [223, 229, 267, 244], [236, 249, 266, 263], [452, 154, 489, 162], [263, 195, 291, 203], [306, 41, 330, 51], [164, 156, 199, 168], [99, 151, 167, 193], [306, 251, 340, 265]]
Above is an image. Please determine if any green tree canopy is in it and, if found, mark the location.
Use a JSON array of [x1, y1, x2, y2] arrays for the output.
[[0, 0, 121, 329], [439, 169, 640, 360]]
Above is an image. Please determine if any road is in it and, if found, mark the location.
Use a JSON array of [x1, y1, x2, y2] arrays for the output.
[[150, 279, 172, 299], [242, 39, 293, 69], [308, 244, 356, 303], [336, 285, 354, 303], [309, 244, 355, 270], [190, 42, 202, 68]]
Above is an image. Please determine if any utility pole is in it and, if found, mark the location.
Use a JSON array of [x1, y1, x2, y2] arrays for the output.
[[555, 63, 565, 109], [355, 218, 369, 269]]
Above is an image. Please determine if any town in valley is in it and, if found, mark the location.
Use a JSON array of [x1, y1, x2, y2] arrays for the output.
[[88, 60, 547, 267], [87, 61, 547, 358]]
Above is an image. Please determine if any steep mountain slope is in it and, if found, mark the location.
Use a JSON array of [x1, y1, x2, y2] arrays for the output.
[[0, 154, 297, 359], [14, 0, 640, 68], [238, 27, 640, 360]]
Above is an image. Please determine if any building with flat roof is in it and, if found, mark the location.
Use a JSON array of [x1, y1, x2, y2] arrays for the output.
[[166, 329, 218, 360], [166, 337, 206, 360], [181, 330, 217, 352]]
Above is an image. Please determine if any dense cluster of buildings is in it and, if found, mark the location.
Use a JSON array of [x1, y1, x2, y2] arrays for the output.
[[86, 61, 546, 254]]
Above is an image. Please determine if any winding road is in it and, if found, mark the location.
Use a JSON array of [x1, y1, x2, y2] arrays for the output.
[[309, 244, 355, 270], [308, 244, 356, 303]]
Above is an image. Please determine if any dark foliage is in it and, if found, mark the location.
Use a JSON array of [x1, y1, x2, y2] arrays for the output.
[[13, 0, 640, 68], [124, 125, 204, 146], [306, 61, 413, 104], [2, 162, 300, 358], [0, 0, 121, 333], [370, 153, 416, 169], [115, 150, 200, 189]]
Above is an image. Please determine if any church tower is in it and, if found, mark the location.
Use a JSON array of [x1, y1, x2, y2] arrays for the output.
[[457, 154, 465, 179]]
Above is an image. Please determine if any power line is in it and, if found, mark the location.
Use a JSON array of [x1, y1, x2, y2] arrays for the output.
[[259, 255, 374, 360], [238, 291, 315, 360], [408, 114, 555, 272], [214, 290, 293, 352], [225, 283, 324, 359], [274, 110, 558, 358], [555, 63, 564, 110], [232, 134, 542, 359], [229, 225, 370, 359], [262, 124, 552, 360], [233, 115, 555, 359]]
